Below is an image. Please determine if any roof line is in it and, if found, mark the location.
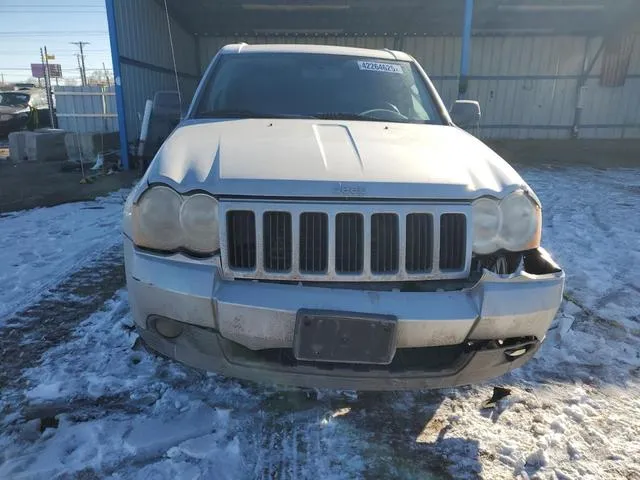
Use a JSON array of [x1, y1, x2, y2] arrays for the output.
[[382, 48, 399, 60]]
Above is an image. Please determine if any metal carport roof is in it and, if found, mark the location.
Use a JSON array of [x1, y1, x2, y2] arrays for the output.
[[163, 0, 639, 36]]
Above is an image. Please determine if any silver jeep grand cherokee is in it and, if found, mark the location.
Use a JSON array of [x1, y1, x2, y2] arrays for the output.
[[123, 44, 564, 390]]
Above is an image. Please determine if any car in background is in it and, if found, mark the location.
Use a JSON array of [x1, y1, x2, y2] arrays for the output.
[[0, 89, 52, 136]]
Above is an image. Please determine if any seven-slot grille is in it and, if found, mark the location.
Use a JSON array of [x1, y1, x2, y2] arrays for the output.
[[222, 202, 471, 281]]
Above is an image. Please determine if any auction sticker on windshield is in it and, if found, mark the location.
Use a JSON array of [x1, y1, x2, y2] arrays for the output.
[[357, 60, 403, 74]]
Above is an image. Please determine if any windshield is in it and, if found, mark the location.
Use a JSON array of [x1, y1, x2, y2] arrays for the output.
[[0, 92, 30, 107], [194, 53, 443, 124]]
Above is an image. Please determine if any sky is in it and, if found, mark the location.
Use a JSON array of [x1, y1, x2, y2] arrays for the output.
[[0, 1, 112, 85]]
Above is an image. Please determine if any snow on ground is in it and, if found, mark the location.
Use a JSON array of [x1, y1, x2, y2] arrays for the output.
[[0, 166, 639, 479], [0, 190, 128, 322]]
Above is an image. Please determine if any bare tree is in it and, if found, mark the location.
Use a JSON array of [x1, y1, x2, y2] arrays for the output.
[[86, 69, 113, 86], [62, 78, 82, 86]]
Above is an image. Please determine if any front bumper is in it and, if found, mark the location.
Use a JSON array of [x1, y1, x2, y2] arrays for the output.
[[125, 238, 564, 390]]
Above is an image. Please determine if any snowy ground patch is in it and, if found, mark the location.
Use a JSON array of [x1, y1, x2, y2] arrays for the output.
[[0, 190, 128, 322], [1, 291, 373, 479], [0, 166, 639, 479]]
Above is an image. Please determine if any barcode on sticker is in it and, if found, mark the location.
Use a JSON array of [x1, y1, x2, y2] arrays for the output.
[[357, 60, 403, 74]]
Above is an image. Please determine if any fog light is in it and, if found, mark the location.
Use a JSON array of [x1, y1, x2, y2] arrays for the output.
[[505, 347, 528, 359], [150, 315, 183, 339]]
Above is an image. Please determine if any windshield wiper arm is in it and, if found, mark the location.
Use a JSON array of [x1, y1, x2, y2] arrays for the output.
[[196, 109, 316, 119], [313, 112, 371, 120], [314, 112, 415, 124]]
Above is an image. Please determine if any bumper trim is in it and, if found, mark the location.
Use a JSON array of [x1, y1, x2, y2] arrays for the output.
[[138, 323, 540, 391]]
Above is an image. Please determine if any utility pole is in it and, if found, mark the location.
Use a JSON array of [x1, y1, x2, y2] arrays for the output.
[[70, 41, 90, 86], [41, 46, 56, 128], [76, 54, 84, 86], [102, 62, 111, 87]]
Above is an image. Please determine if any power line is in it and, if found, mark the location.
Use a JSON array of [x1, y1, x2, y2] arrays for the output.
[[0, 50, 110, 54], [0, 3, 104, 7], [0, 31, 108, 36], [0, 7, 104, 10], [0, 66, 113, 70], [0, 53, 110, 57], [0, 5, 103, 7], [0, 11, 105, 15]]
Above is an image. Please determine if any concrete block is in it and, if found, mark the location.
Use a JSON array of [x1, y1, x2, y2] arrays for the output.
[[8, 131, 29, 163], [64, 133, 82, 161], [26, 130, 67, 162], [65, 131, 120, 161]]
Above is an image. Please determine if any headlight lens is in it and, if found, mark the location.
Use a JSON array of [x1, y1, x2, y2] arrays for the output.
[[134, 186, 183, 251], [180, 194, 219, 254], [472, 190, 541, 254], [132, 186, 220, 255], [500, 191, 539, 251], [472, 198, 501, 254]]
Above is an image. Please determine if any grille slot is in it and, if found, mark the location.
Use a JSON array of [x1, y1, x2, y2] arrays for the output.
[[263, 212, 292, 272], [335, 213, 364, 274], [371, 213, 399, 273], [299, 213, 328, 273], [440, 213, 467, 270], [405, 213, 433, 273], [227, 211, 256, 269]]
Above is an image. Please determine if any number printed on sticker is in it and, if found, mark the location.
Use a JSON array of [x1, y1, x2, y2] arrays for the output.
[[357, 60, 403, 74]]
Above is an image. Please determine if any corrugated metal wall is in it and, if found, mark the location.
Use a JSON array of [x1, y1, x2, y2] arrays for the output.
[[55, 86, 118, 133], [197, 34, 640, 139], [468, 36, 587, 139], [110, 0, 640, 142], [114, 0, 200, 141], [579, 36, 640, 139]]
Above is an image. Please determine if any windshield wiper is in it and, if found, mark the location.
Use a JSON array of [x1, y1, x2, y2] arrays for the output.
[[313, 112, 372, 121], [313, 112, 411, 123], [196, 109, 316, 119]]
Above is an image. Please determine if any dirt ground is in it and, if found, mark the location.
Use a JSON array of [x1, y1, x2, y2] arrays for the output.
[[487, 139, 640, 168], [0, 140, 138, 213]]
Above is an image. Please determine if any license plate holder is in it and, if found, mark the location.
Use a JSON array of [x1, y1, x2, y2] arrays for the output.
[[294, 309, 398, 364]]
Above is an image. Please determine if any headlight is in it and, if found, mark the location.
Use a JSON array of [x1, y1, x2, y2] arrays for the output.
[[180, 194, 219, 254], [132, 186, 220, 255], [472, 198, 501, 254], [0, 114, 12, 121], [500, 191, 540, 251], [133, 186, 183, 251], [472, 190, 541, 254]]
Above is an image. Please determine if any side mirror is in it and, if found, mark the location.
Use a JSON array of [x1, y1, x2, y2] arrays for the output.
[[450, 100, 481, 128]]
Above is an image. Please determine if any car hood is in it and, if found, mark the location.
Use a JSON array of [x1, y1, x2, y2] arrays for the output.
[[145, 119, 530, 201]]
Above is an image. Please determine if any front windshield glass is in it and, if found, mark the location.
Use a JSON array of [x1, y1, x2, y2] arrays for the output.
[[194, 53, 443, 124], [0, 92, 30, 107]]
